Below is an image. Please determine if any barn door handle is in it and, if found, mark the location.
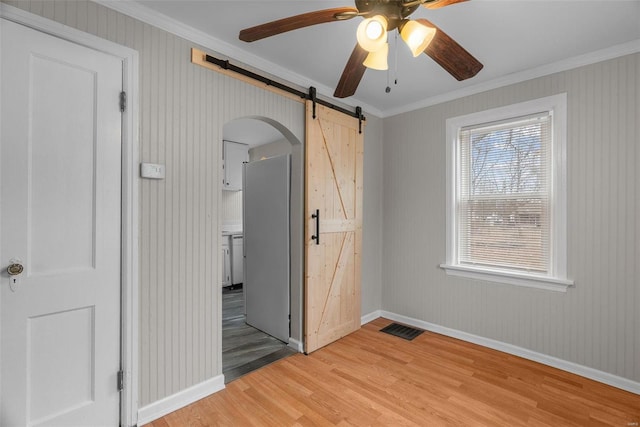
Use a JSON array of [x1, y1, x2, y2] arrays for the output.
[[311, 209, 320, 245]]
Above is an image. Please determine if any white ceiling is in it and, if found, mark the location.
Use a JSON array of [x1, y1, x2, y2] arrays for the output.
[[114, 0, 639, 117]]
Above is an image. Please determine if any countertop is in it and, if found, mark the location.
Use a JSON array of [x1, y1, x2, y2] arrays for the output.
[[221, 221, 242, 237], [222, 223, 243, 237]]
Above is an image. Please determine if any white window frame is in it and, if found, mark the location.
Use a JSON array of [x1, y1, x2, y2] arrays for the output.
[[441, 93, 573, 292]]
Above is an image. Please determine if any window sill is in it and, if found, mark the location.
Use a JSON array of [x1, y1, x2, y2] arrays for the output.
[[439, 264, 574, 292]]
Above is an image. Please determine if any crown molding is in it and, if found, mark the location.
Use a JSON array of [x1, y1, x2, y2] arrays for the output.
[[96, 1, 637, 119], [384, 39, 640, 118], [94, 0, 384, 118]]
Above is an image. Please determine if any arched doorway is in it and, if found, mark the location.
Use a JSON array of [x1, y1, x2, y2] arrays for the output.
[[220, 117, 303, 382]]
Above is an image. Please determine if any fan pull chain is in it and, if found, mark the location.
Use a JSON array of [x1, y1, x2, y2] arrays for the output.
[[394, 32, 399, 87], [385, 33, 399, 94], [386, 68, 390, 93]]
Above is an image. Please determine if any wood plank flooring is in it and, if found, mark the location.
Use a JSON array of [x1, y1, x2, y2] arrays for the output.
[[222, 287, 293, 383], [147, 317, 640, 426]]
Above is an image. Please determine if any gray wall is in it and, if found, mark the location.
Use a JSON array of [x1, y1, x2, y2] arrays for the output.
[[3, 0, 384, 407], [382, 53, 640, 382], [361, 115, 384, 315]]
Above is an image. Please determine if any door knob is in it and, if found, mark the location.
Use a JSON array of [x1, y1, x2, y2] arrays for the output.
[[6, 259, 24, 292], [7, 263, 23, 276]]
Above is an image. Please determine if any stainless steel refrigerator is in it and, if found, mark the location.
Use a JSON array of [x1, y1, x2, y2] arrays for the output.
[[242, 154, 290, 343]]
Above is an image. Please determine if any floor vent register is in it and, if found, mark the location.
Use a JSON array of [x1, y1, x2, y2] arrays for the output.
[[380, 323, 424, 341]]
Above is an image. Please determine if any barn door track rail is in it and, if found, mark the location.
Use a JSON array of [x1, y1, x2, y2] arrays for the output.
[[191, 48, 365, 133]]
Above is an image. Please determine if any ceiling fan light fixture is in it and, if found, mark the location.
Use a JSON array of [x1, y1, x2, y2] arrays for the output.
[[363, 42, 389, 70], [356, 15, 388, 52], [401, 20, 436, 57]]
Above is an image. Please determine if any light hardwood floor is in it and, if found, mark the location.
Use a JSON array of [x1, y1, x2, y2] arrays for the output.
[[146, 317, 640, 426]]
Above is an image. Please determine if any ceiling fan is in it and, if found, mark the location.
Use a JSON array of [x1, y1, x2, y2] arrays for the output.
[[239, 0, 483, 99]]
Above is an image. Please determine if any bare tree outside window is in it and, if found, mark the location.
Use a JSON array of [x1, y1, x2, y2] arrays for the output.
[[459, 116, 551, 272], [444, 94, 569, 290]]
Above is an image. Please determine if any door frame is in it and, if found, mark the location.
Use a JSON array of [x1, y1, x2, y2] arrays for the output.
[[220, 117, 305, 355], [0, 4, 140, 426]]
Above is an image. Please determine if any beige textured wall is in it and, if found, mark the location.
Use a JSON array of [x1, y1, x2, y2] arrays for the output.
[[382, 53, 640, 382], [4, 0, 385, 407]]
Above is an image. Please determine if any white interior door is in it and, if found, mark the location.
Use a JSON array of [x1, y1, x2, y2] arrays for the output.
[[243, 155, 290, 343], [1, 19, 123, 426]]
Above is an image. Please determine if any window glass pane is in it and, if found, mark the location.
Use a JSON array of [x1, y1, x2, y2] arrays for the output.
[[471, 124, 546, 195], [460, 198, 549, 272], [458, 113, 551, 273]]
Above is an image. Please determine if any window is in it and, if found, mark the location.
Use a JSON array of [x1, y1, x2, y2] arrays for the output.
[[442, 94, 572, 292]]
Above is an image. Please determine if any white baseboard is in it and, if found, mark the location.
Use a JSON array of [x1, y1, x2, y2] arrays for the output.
[[137, 375, 225, 425], [361, 310, 382, 326], [137, 310, 638, 425], [379, 310, 640, 395], [288, 337, 304, 353]]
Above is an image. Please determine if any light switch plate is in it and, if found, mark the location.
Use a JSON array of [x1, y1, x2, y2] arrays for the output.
[[140, 163, 165, 179]]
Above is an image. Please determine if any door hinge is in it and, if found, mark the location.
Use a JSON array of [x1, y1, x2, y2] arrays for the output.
[[117, 370, 125, 392], [119, 91, 127, 112]]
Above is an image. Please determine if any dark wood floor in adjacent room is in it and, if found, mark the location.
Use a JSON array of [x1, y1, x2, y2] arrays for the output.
[[146, 317, 640, 426], [222, 287, 293, 383]]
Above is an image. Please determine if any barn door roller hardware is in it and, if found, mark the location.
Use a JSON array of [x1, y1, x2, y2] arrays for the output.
[[309, 87, 318, 119], [201, 52, 365, 132]]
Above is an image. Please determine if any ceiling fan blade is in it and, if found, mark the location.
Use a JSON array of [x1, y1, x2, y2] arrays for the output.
[[422, 0, 469, 10], [334, 44, 368, 98], [416, 18, 483, 81], [239, 7, 358, 42]]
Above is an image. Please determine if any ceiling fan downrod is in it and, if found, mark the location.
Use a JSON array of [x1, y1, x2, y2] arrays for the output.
[[355, 0, 421, 30]]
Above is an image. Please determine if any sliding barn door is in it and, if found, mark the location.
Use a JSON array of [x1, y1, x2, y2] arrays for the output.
[[304, 101, 364, 353]]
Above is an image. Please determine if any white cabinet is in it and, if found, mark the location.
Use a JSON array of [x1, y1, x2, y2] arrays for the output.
[[221, 238, 231, 288], [221, 233, 243, 287], [231, 235, 243, 285], [223, 140, 248, 191]]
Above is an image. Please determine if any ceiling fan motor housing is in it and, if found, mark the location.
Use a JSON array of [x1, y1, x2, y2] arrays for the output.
[[355, 0, 420, 31]]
